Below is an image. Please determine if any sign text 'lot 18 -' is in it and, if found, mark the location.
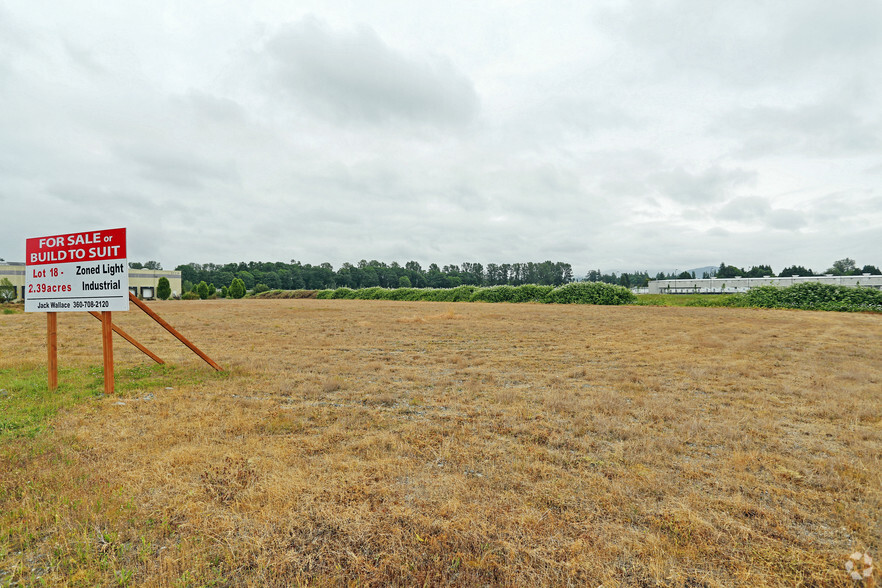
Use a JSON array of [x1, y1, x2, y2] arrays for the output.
[[25, 228, 129, 312]]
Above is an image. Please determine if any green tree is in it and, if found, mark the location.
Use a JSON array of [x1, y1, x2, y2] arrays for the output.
[[398, 275, 412, 288], [237, 271, 255, 290], [361, 266, 380, 287], [828, 258, 857, 275], [196, 281, 209, 300], [0, 278, 15, 303], [860, 264, 881, 275], [229, 278, 246, 299], [175, 263, 201, 285], [716, 263, 744, 279], [215, 271, 235, 288], [745, 265, 774, 277], [156, 277, 171, 300], [778, 265, 814, 277], [144, 260, 162, 270], [630, 271, 650, 287], [208, 283, 217, 297], [585, 270, 601, 283], [262, 271, 280, 289], [220, 286, 228, 298]]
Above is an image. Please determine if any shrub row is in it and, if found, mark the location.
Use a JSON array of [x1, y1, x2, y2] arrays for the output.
[[252, 289, 320, 300], [255, 282, 881, 312], [729, 283, 882, 312], [312, 282, 637, 305]]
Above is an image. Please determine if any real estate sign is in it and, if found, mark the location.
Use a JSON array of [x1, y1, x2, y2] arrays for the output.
[[25, 228, 129, 312]]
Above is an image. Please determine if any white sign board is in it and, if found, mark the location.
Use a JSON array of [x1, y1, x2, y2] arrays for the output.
[[25, 228, 129, 313]]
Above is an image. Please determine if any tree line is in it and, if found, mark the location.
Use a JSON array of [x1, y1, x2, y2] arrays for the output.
[[127, 257, 881, 295], [584, 258, 881, 288], [710, 259, 880, 279], [165, 260, 575, 293]]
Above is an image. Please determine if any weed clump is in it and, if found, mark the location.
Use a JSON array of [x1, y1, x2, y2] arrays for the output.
[[201, 456, 256, 503]]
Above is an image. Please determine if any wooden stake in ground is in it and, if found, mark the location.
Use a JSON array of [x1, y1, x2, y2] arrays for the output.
[[88, 311, 164, 365], [47, 312, 58, 391], [102, 311, 114, 394]]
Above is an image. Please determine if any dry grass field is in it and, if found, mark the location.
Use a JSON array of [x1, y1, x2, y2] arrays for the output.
[[1, 299, 880, 586]]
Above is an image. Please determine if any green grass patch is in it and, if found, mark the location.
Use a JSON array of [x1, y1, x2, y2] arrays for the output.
[[0, 364, 212, 441], [0, 366, 99, 440], [635, 294, 738, 307]]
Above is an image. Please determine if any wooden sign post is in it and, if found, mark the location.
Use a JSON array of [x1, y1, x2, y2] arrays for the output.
[[47, 312, 58, 391], [102, 311, 114, 394], [25, 228, 221, 392], [26, 228, 129, 393]]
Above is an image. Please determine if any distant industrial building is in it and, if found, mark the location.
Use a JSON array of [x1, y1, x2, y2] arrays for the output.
[[0, 262, 181, 302], [647, 274, 882, 294]]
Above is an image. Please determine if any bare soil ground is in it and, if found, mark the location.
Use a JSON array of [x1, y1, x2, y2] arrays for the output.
[[1, 299, 880, 586]]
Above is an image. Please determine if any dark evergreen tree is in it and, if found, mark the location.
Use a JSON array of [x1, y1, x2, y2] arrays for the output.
[[229, 278, 246, 299], [156, 277, 171, 300], [715, 263, 744, 278], [745, 265, 774, 277], [778, 265, 814, 277]]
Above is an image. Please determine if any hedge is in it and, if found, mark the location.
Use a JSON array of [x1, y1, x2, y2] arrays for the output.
[[730, 283, 882, 312], [312, 282, 635, 305]]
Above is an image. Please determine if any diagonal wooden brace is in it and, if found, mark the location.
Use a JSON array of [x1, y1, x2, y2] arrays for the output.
[[128, 292, 223, 371]]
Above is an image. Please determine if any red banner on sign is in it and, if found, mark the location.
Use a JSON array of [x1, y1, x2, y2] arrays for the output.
[[26, 228, 127, 266]]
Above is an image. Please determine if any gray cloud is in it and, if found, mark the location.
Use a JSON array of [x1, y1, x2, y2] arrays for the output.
[[767, 209, 807, 231], [263, 17, 479, 126], [115, 145, 240, 190], [718, 100, 882, 158], [0, 6, 30, 62], [718, 196, 770, 222], [651, 166, 757, 205], [718, 197, 807, 231], [172, 91, 250, 126], [806, 189, 881, 229], [62, 38, 106, 75], [601, 0, 882, 87]]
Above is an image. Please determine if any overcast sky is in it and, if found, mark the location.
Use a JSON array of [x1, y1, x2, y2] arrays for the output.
[[2, 1, 880, 276]]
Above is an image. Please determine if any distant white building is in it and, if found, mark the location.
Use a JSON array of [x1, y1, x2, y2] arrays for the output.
[[646, 274, 882, 294]]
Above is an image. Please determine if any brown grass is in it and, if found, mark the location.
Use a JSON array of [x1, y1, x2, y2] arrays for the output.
[[1, 299, 880, 586]]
